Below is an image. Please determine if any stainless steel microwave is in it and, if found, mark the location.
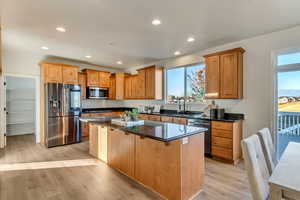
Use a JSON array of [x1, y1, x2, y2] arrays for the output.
[[87, 87, 109, 99]]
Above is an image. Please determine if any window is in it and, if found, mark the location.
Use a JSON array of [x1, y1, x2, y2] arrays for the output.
[[278, 52, 300, 66], [166, 63, 205, 104]]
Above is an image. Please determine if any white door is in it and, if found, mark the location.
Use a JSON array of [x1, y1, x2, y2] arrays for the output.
[[0, 75, 7, 148]]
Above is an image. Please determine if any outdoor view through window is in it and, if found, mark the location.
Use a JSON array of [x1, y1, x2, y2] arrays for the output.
[[277, 52, 300, 157], [167, 63, 205, 104]]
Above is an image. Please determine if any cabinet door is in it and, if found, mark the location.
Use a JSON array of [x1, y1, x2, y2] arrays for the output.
[[172, 117, 187, 125], [108, 129, 135, 178], [44, 64, 63, 83], [220, 52, 238, 98], [99, 72, 110, 88], [124, 76, 132, 99], [137, 69, 146, 98], [160, 116, 173, 123], [86, 70, 99, 87], [62, 66, 78, 84], [131, 75, 138, 99], [115, 73, 124, 100], [145, 67, 156, 99], [205, 56, 220, 99], [99, 126, 108, 163], [109, 76, 116, 100], [78, 73, 87, 99], [139, 114, 149, 120]]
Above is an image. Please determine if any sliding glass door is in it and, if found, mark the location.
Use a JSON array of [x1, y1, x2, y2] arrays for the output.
[[276, 52, 300, 157]]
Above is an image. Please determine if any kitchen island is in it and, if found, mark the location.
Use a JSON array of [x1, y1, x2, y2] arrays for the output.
[[81, 116, 207, 200]]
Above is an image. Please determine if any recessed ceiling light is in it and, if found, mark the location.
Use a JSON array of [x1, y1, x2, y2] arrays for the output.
[[152, 19, 161, 26], [85, 55, 92, 58], [174, 51, 181, 56], [187, 37, 195, 42], [41, 46, 49, 50], [56, 27, 66, 32], [117, 61, 123, 65]]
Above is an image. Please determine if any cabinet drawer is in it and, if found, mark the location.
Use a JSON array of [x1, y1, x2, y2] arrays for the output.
[[148, 115, 161, 121], [212, 121, 233, 131], [212, 128, 232, 139], [172, 117, 187, 125], [139, 114, 149, 120], [212, 136, 232, 149], [160, 116, 173, 123], [212, 146, 233, 160]]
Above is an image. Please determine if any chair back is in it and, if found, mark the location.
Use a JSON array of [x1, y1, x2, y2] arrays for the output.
[[242, 135, 270, 200], [257, 128, 277, 174]]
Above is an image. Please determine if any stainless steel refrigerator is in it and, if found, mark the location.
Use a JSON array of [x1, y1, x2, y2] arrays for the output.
[[45, 83, 81, 148]]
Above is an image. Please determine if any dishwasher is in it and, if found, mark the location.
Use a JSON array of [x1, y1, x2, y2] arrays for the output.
[[188, 119, 211, 157]]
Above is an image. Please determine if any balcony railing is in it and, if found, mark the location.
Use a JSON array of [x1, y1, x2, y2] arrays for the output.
[[278, 112, 300, 136]]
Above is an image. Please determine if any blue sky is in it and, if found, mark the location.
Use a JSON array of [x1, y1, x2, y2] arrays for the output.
[[167, 64, 205, 97]]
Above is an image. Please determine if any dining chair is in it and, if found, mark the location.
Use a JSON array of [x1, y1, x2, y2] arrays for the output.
[[257, 128, 278, 175], [242, 135, 270, 200]]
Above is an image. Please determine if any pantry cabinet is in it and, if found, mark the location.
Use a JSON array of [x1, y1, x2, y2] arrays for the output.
[[204, 48, 244, 99]]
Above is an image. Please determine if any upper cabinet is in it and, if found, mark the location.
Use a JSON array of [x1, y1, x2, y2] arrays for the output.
[[99, 71, 110, 88], [78, 72, 87, 99], [109, 73, 125, 100], [84, 69, 99, 87], [83, 69, 110, 88], [40, 62, 79, 84], [204, 48, 245, 99], [124, 66, 163, 100], [62, 66, 79, 84], [145, 66, 163, 99]]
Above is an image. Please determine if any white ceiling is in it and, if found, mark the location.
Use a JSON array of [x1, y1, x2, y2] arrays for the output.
[[2, 0, 300, 69]]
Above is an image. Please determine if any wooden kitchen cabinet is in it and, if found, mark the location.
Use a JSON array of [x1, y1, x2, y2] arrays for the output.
[[108, 128, 135, 178], [99, 71, 110, 88], [135, 134, 204, 200], [109, 74, 116, 100], [136, 69, 146, 98], [62, 66, 79, 84], [83, 69, 99, 87], [89, 124, 108, 163], [160, 116, 173, 123], [42, 63, 63, 83], [145, 66, 163, 99], [139, 114, 149, 120], [205, 55, 220, 98], [204, 48, 244, 99], [172, 117, 188, 125], [124, 75, 132, 99], [78, 72, 87, 99], [148, 115, 161, 121], [109, 73, 126, 100], [211, 120, 243, 164]]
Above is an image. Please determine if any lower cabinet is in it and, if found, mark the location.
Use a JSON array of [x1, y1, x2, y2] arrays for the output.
[[211, 121, 243, 164], [140, 114, 187, 125], [107, 128, 135, 178], [89, 124, 108, 162]]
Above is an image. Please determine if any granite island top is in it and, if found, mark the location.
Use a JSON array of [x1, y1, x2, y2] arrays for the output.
[[80, 116, 207, 142]]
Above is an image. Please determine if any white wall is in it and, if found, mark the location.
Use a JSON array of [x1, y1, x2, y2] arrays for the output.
[[123, 26, 300, 138], [4, 25, 300, 139]]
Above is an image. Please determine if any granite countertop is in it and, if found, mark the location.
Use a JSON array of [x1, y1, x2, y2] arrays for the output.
[[80, 116, 207, 142], [81, 107, 244, 122]]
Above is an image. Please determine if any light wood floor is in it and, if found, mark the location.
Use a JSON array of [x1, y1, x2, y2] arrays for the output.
[[0, 135, 251, 200]]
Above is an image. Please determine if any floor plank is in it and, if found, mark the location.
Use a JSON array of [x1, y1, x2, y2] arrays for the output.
[[0, 134, 251, 200]]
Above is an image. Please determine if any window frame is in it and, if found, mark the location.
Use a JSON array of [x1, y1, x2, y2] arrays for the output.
[[164, 62, 206, 105]]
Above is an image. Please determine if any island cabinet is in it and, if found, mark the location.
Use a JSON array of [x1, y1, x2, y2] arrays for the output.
[[204, 48, 245, 99], [135, 134, 204, 200], [107, 128, 135, 178], [89, 124, 108, 163], [89, 123, 205, 200], [141, 114, 188, 125], [211, 120, 243, 164]]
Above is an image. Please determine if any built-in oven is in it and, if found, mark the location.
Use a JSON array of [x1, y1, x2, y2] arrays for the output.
[[87, 87, 108, 99], [188, 118, 211, 157]]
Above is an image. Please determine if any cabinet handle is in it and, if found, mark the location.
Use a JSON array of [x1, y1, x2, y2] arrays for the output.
[[124, 132, 130, 135], [109, 128, 114, 131]]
